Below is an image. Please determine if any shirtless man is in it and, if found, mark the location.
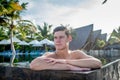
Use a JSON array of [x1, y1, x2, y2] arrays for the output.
[[30, 26, 102, 70]]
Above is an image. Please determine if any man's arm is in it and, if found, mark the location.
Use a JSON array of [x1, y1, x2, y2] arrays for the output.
[[66, 50, 102, 68], [66, 57, 102, 68], [30, 57, 90, 71], [30, 57, 70, 70], [30, 51, 101, 70]]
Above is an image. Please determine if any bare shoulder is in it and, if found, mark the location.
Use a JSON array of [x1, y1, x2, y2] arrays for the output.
[[71, 50, 85, 55], [42, 52, 56, 58], [71, 50, 92, 58]]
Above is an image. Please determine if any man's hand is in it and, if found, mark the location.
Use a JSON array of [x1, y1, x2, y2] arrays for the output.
[[43, 58, 67, 64], [68, 64, 91, 71], [43, 58, 91, 71]]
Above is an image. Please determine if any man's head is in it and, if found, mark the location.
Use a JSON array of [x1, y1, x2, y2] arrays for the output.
[[53, 26, 72, 50], [53, 26, 71, 37]]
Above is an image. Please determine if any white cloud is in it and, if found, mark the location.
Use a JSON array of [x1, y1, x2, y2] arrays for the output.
[[21, 0, 120, 35]]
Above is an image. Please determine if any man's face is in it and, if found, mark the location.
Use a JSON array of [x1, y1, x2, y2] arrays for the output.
[[54, 31, 70, 50]]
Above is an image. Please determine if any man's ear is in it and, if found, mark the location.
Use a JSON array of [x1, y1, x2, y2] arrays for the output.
[[68, 35, 72, 42]]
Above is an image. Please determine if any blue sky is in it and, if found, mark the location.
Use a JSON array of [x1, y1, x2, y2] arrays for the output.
[[20, 0, 120, 37]]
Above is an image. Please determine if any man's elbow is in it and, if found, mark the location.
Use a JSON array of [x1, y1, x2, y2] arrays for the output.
[[95, 60, 102, 68], [29, 62, 36, 70], [99, 61, 102, 67], [29, 58, 47, 70], [29, 60, 40, 70]]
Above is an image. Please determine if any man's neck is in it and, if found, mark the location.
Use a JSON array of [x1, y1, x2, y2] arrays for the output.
[[55, 49, 71, 59]]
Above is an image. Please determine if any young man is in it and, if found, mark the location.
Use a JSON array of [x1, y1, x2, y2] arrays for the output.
[[30, 26, 102, 70]]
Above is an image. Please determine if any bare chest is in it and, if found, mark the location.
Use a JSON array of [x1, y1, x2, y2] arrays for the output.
[[53, 53, 78, 59]]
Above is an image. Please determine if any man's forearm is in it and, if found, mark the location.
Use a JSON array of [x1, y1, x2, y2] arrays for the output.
[[30, 58, 70, 70], [30, 57, 92, 71], [66, 58, 102, 68]]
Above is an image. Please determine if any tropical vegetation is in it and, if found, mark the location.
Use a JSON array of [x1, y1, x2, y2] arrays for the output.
[[0, 0, 41, 66], [0, 0, 119, 66], [108, 26, 120, 44]]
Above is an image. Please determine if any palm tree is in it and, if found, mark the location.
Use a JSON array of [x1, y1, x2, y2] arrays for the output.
[[102, 0, 107, 4], [37, 22, 53, 40], [16, 20, 37, 41], [95, 39, 106, 49], [34, 32, 43, 41], [0, 26, 9, 40], [108, 27, 120, 44], [0, 0, 31, 66]]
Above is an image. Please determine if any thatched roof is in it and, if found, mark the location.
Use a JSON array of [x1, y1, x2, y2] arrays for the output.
[[83, 30, 102, 50], [69, 24, 93, 50], [98, 33, 107, 42], [91, 30, 101, 43]]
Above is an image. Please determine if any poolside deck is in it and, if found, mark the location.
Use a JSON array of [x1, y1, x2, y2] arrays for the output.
[[0, 59, 120, 80]]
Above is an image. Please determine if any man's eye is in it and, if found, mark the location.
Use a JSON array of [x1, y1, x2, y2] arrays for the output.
[[54, 37, 57, 39], [60, 36, 64, 38]]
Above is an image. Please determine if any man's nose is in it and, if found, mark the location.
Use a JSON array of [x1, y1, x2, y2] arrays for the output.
[[56, 38, 61, 42]]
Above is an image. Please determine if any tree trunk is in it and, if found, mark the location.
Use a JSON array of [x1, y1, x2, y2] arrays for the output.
[[10, 28, 16, 67]]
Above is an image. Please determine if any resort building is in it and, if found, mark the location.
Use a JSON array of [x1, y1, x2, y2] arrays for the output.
[[69, 24, 107, 51]]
